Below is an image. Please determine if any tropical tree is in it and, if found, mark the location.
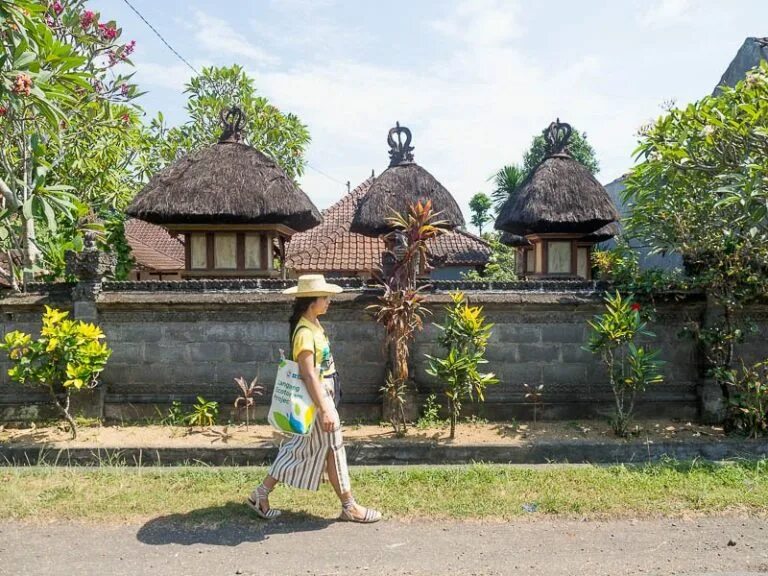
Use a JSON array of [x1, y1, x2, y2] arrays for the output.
[[468, 192, 492, 235], [621, 61, 768, 423], [522, 125, 599, 176], [489, 164, 525, 214], [0, 0, 141, 288], [140, 65, 310, 182], [367, 200, 449, 435]]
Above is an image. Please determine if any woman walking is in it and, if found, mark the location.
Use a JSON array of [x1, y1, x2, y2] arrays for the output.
[[247, 275, 381, 523]]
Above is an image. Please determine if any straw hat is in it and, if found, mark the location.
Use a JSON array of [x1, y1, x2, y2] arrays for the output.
[[283, 274, 343, 297]]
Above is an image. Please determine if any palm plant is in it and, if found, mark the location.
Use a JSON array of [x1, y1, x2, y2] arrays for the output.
[[489, 164, 526, 214]]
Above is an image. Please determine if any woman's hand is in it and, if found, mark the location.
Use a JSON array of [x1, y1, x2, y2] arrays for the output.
[[319, 404, 339, 432]]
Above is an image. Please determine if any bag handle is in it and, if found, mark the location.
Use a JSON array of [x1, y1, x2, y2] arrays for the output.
[[291, 325, 317, 367]]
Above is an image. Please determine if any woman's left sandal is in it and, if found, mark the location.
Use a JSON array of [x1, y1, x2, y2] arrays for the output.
[[339, 501, 381, 524], [247, 486, 282, 520]]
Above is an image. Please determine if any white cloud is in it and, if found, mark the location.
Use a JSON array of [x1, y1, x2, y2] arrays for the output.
[[640, 0, 692, 28], [191, 10, 278, 66], [137, 3, 657, 219], [431, 0, 524, 46], [133, 61, 195, 92]]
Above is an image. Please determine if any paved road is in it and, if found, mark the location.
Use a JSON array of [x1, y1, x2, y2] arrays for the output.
[[1, 516, 766, 575]]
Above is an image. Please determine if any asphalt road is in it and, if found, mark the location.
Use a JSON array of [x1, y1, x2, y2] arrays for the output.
[[1, 516, 766, 575]]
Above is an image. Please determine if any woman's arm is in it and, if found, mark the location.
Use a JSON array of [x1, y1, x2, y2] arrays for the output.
[[296, 350, 337, 432]]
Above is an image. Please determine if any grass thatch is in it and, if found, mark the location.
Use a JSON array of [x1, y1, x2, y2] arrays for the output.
[[583, 221, 621, 242], [499, 232, 532, 247], [495, 156, 619, 235], [350, 163, 464, 236], [127, 142, 322, 232]]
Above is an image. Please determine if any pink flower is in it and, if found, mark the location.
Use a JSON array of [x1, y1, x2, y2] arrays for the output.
[[45, 15, 55, 27], [51, 1, 63, 15], [98, 23, 117, 41], [120, 83, 129, 96], [81, 10, 96, 28], [124, 40, 136, 56]]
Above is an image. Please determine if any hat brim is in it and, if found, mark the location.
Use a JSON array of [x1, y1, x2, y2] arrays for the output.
[[282, 284, 343, 296]]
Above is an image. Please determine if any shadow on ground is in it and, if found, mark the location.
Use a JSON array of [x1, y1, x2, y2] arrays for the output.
[[136, 502, 334, 546]]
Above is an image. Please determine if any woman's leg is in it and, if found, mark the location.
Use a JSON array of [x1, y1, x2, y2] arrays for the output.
[[325, 448, 380, 522]]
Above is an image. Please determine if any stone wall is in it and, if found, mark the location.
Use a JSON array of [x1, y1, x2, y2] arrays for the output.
[[1, 281, 767, 422]]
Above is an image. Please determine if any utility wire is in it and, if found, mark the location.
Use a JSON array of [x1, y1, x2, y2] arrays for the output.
[[306, 163, 347, 187], [122, 0, 348, 190], [121, 0, 199, 75]]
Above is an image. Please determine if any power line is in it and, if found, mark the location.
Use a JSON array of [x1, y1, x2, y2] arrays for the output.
[[122, 1, 348, 190], [121, 0, 199, 75], [306, 163, 347, 187]]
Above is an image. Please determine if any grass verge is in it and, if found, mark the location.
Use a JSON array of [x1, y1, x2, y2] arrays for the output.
[[1, 459, 766, 523]]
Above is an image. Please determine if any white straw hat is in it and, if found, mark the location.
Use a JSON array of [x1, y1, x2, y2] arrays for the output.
[[282, 274, 343, 297]]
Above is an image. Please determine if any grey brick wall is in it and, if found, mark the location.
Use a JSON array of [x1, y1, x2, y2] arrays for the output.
[[1, 289, 767, 421]]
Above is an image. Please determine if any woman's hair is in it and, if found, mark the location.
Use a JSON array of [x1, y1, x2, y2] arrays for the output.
[[289, 297, 316, 348]]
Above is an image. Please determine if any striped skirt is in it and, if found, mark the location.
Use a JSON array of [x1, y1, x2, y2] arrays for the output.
[[268, 376, 351, 493]]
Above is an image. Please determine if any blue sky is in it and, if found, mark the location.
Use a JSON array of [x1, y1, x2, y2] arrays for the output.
[[99, 0, 768, 225]]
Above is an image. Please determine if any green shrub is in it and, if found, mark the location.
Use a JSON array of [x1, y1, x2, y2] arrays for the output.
[[584, 292, 665, 436], [185, 396, 219, 428], [0, 306, 111, 439], [426, 291, 498, 439], [724, 360, 768, 438]]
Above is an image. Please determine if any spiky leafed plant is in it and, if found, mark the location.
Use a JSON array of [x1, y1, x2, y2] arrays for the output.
[[368, 200, 449, 435], [234, 376, 263, 429], [489, 164, 526, 214]]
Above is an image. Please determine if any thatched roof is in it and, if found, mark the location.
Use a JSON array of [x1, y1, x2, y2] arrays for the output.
[[495, 120, 619, 236], [350, 124, 464, 236], [499, 232, 532, 247], [582, 221, 621, 243], [287, 178, 488, 274], [126, 108, 322, 232]]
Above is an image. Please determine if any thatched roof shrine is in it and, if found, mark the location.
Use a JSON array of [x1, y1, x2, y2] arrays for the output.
[[125, 107, 321, 278], [350, 123, 465, 236], [494, 120, 618, 236], [495, 119, 619, 280], [127, 108, 321, 232]]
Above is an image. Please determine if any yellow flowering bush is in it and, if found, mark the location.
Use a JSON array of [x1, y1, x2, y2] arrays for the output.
[[1, 306, 111, 438]]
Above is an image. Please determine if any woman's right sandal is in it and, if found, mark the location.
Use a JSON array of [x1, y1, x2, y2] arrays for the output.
[[339, 497, 381, 524], [246, 484, 282, 520]]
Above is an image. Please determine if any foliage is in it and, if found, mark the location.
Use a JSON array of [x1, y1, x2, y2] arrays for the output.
[[368, 200, 449, 436], [139, 65, 310, 182], [621, 62, 768, 418], [591, 238, 689, 301], [584, 292, 664, 436], [426, 291, 498, 439], [722, 359, 768, 438], [463, 231, 516, 282], [523, 126, 600, 175], [161, 400, 185, 427], [233, 375, 263, 429], [468, 192, 493, 235], [185, 396, 219, 428], [489, 164, 525, 214], [523, 382, 544, 427], [0, 0, 141, 288], [0, 306, 111, 439], [415, 393, 444, 430]]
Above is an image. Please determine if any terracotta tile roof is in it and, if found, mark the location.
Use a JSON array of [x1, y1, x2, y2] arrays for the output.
[[124, 218, 184, 272], [286, 179, 489, 274]]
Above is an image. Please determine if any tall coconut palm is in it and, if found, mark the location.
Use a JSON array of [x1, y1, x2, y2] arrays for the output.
[[489, 164, 526, 214]]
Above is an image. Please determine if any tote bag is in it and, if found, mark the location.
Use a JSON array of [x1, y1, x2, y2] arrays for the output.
[[268, 330, 319, 436]]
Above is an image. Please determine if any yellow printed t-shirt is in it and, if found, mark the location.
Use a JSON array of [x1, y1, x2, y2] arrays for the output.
[[292, 317, 336, 378]]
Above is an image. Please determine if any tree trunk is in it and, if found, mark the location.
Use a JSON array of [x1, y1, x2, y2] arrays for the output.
[[49, 387, 77, 440]]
